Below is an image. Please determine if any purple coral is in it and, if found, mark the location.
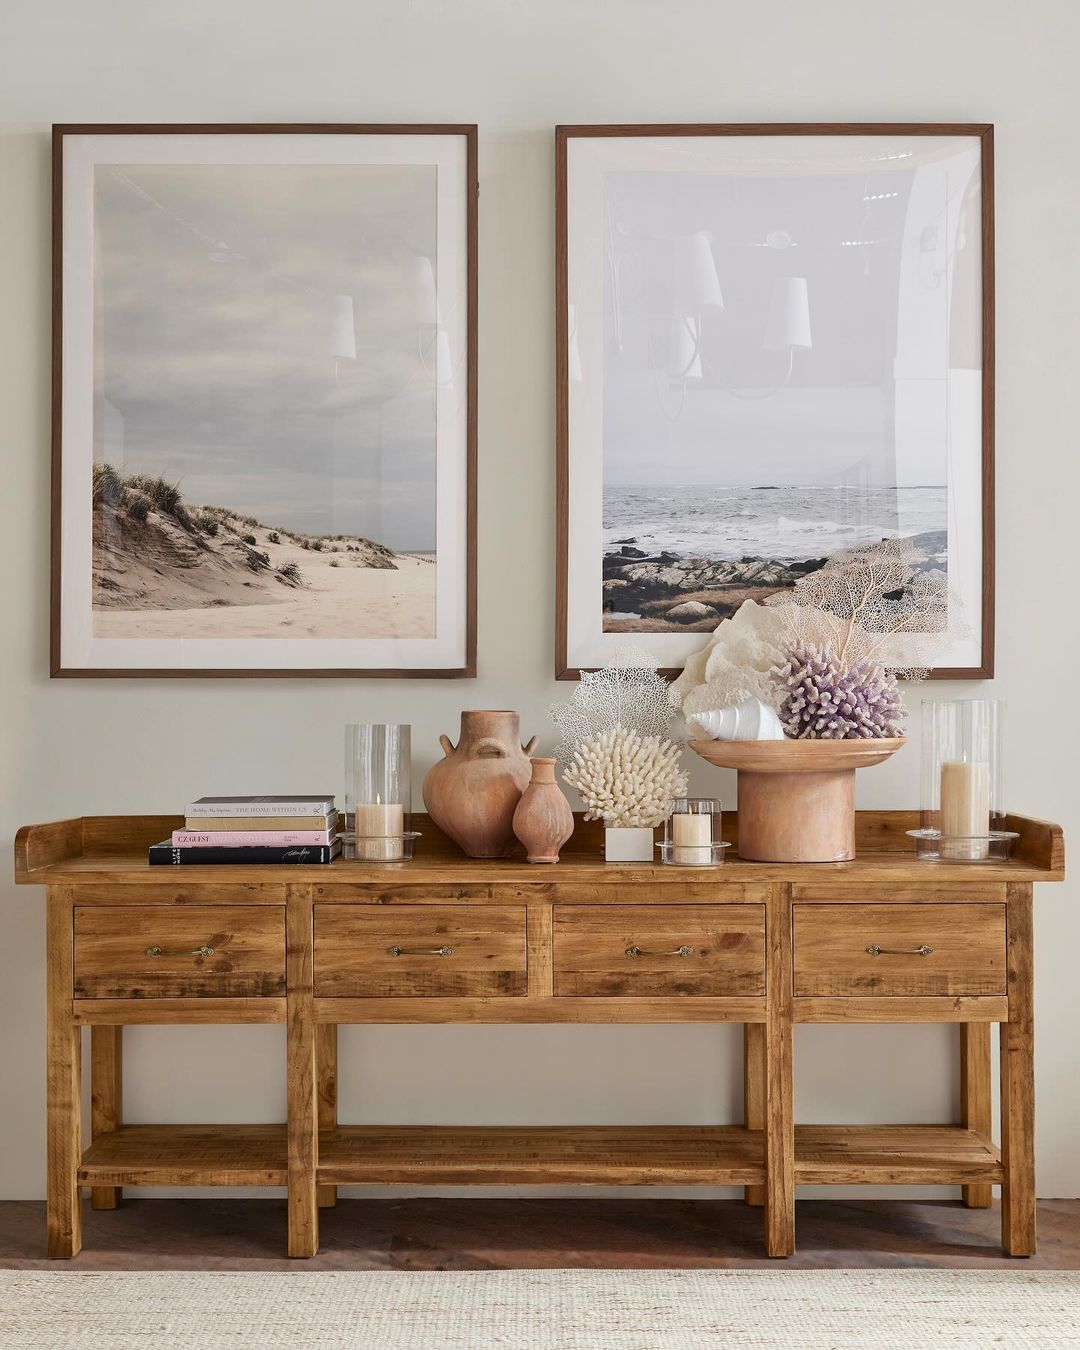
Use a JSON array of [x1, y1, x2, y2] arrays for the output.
[[772, 645, 906, 740]]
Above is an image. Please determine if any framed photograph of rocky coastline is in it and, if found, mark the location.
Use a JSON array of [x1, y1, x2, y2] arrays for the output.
[[53, 124, 476, 677], [556, 124, 994, 679]]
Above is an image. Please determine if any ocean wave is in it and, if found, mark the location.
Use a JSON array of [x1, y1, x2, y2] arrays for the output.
[[774, 516, 854, 536], [603, 483, 947, 563]]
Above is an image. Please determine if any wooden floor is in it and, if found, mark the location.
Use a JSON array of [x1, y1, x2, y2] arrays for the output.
[[0, 1198, 1077, 1270]]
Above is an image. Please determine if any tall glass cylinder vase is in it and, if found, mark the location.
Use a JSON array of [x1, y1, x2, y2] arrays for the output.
[[911, 700, 1015, 862], [344, 724, 413, 861]]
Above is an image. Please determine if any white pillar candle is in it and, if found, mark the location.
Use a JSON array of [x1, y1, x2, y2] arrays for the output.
[[353, 801, 405, 861], [939, 761, 990, 861], [672, 812, 713, 865]]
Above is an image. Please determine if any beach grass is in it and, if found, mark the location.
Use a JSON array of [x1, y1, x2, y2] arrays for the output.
[[124, 471, 192, 527], [92, 462, 125, 509], [125, 491, 151, 523]]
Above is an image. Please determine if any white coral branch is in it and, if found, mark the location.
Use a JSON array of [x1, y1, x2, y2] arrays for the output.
[[562, 727, 688, 829]]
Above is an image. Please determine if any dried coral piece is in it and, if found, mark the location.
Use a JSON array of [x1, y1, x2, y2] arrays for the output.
[[562, 726, 689, 828], [773, 645, 907, 740]]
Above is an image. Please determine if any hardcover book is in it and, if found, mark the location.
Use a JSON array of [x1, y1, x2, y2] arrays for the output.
[[172, 830, 335, 848], [184, 813, 337, 832], [149, 838, 342, 866], [184, 795, 335, 818]]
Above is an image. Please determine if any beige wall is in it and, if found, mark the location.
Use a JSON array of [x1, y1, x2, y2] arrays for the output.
[[1, 0, 1077, 1202]]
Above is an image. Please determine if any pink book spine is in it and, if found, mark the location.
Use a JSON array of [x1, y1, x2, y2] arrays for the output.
[[171, 830, 333, 847]]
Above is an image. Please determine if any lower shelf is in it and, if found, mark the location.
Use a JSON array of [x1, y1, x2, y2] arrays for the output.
[[319, 1126, 764, 1187], [78, 1123, 1001, 1190], [794, 1126, 1002, 1186], [79, 1125, 287, 1188]]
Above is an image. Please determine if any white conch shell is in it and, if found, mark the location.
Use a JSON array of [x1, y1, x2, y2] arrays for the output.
[[691, 698, 787, 742]]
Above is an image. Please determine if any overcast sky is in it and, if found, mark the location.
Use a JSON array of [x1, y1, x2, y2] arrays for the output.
[[95, 162, 440, 551]]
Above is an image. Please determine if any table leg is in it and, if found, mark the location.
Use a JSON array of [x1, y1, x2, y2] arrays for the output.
[[286, 887, 318, 1258], [1000, 884, 1036, 1256], [90, 1026, 123, 1210], [46, 887, 82, 1258], [960, 1022, 992, 1208], [316, 1023, 337, 1208], [743, 1023, 765, 1206], [765, 887, 794, 1257]]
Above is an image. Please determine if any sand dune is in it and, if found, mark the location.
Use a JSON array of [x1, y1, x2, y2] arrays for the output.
[[91, 488, 436, 640]]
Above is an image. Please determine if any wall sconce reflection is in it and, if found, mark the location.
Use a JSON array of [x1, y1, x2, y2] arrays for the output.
[[603, 221, 814, 419]]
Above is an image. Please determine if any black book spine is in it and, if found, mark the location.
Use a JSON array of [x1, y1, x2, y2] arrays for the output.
[[148, 842, 339, 866]]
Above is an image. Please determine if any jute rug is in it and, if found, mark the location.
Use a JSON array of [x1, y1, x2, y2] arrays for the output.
[[1, 1268, 1078, 1348]]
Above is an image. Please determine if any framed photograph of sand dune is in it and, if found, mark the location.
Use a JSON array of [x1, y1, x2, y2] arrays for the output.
[[556, 124, 994, 680], [53, 124, 476, 677]]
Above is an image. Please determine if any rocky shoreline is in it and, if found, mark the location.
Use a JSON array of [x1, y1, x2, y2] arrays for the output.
[[602, 530, 947, 633]]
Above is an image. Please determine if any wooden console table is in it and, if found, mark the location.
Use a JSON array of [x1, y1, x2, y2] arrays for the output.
[[14, 811, 1064, 1259]]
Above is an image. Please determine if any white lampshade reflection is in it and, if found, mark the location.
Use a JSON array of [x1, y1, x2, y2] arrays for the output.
[[328, 294, 356, 361], [667, 314, 702, 381], [409, 255, 442, 326], [763, 276, 812, 351], [567, 303, 583, 383], [673, 232, 724, 313]]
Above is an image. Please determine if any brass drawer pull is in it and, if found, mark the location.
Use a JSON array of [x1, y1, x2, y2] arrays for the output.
[[625, 945, 694, 958], [386, 945, 454, 958], [146, 944, 215, 959], [865, 944, 934, 958]]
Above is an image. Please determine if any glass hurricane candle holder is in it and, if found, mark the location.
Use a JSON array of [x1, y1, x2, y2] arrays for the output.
[[343, 724, 418, 862], [908, 699, 1017, 862], [657, 798, 730, 866]]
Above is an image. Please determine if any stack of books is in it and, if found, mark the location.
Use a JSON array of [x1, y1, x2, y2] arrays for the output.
[[149, 796, 340, 866]]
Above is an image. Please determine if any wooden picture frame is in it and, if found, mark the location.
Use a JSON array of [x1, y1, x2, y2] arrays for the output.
[[556, 123, 994, 680], [53, 124, 477, 678]]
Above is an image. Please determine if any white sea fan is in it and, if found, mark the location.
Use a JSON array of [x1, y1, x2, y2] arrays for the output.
[[563, 726, 689, 828], [763, 538, 951, 677], [552, 646, 674, 764]]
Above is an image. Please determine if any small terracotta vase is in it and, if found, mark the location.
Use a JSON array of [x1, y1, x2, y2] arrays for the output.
[[513, 758, 575, 864], [422, 711, 538, 858]]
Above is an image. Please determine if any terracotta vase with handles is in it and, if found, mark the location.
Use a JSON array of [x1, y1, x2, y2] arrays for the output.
[[422, 711, 539, 858], [513, 758, 575, 864]]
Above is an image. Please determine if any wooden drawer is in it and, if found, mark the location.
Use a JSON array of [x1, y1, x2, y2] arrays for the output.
[[553, 905, 766, 998], [793, 903, 1007, 997], [74, 906, 285, 998], [314, 905, 526, 998]]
